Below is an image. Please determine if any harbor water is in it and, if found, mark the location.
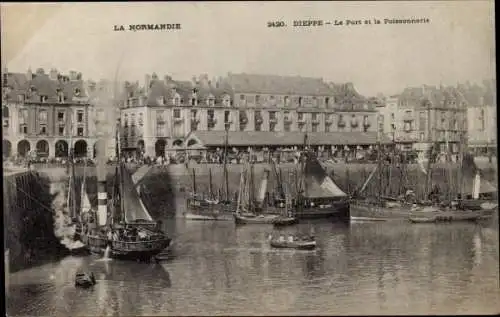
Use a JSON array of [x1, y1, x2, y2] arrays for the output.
[[6, 202, 500, 315]]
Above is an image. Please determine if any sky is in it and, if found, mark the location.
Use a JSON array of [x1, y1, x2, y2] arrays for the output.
[[1, 1, 496, 96]]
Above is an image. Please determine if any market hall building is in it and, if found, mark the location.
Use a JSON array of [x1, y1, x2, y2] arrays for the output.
[[119, 72, 387, 160]]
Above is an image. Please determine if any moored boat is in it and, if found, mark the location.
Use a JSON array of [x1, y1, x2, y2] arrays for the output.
[[234, 213, 280, 225], [75, 121, 171, 261], [75, 272, 96, 288], [272, 216, 299, 227]]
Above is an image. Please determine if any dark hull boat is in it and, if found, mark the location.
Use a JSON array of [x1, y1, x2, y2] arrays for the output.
[[273, 216, 299, 227], [409, 207, 496, 224], [293, 141, 350, 222], [184, 197, 234, 221], [73, 124, 171, 261], [350, 200, 412, 222]]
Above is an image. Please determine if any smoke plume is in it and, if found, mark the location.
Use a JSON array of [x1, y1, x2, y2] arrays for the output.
[[50, 181, 85, 250]]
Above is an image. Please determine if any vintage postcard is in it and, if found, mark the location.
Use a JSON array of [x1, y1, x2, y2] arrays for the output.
[[2, 1, 498, 316]]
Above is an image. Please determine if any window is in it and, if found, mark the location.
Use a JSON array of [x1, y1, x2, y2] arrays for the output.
[[391, 113, 395, 120], [191, 109, 197, 118], [270, 121, 276, 132], [156, 110, 164, 122], [58, 111, 65, 123], [58, 126, 65, 136], [269, 111, 277, 120], [479, 109, 485, 131], [208, 109, 215, 119], [174, 96, 180, 106], [58, 93, 65, 103], [158, 96, 165, 105], [174, 109, 181, 118], [138, 113, 143, 126], [191, 98, 196, 106], [298, 113, 304, 121], [39, 125, 47, 135], [40, 95, 47, 103], [420, 132, 425, 141], [419, 111, 426, 130], [298, 97, 303, 107], [284, 123, 291, 132], [131, 113, 136, 126], [77, 127, 84, 136], [284, 96, 289, 106], [156, 124, 165, 136], [312, 124, 317, 132], [312, 113, 317, 121], [284, 111, 290, 121], [20, 125, 28, 134], [77, 110, 84, 123], [325, 124, 331, 132], [208, 98, 215, 107], [256, 95, 261, 104], [240, 94, 245, 101], [74, 88, 81, 96], [18, 95, 24, 102], [38, 110, 48, 123], [224, 111, 230, 123], [124, 114, 129, 126], [404, 122, 412, 131], [325, 97, 330, 107]]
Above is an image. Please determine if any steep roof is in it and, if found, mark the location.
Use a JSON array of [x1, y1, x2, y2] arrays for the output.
[[226, 73, 333, 96], [2, 69, 88, 104]]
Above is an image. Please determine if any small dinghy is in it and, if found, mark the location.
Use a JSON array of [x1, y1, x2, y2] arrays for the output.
[[269, 234, 317, 250], [409, 216, 437, 223], [75, 272, 96, 288], [234, 213, 280, 225]]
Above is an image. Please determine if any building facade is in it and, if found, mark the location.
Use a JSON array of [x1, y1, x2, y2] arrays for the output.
[[119, 73, 381, 159], [461, 81, 497, 155], [2, 67, 95, 159], [382, 85, 468, 156]]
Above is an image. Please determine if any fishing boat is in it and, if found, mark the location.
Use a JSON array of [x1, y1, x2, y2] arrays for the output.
[[233, 161, 280, 225], [184, 168, 234, 221], [75, 121, 171, 261], [184, 127, 236, 220], [292, 135, 350, 221], [272, 181, 299, 227], [268, 234, 317, 250]]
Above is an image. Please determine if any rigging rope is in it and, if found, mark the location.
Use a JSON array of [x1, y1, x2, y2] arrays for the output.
[[5, 176, 55, 213]]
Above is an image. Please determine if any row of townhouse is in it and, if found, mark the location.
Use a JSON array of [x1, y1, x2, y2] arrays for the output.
[[376, 81, 496, 156]]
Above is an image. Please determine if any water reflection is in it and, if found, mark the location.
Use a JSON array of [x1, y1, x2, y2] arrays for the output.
[[7, 219, 500, 315]]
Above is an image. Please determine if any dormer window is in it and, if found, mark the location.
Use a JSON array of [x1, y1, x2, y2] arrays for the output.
[[298, 97, 303, 107], [191, 98, 197, 106], [174, 96, 180, 106], [58, 93, 65, 103], [158, 96, 165, 105], [192, 88, 198, 94], [74, 88, 81, 96], [40, 95, 48, 103], [208, 97, 215, 107], [30, 86, 36, 93], [18, 95, 25, 102], [325, 97, 330, 107]]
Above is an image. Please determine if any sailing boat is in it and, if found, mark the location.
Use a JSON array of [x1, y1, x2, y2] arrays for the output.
[[233, 160, 280, 224], [292, 134, 350, 221], [75, 121, 171, 261], [184, 127, 235, 220], [272, 179, 299, 227]]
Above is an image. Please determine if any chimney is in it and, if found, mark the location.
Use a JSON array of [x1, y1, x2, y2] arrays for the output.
[[49, 68, 58, 80], [192, 76, 198, 86], [27, 68, 32, 80], [145, 74, 151, 92], [36, 68, 45, 75], [151, 72, 158, 80]]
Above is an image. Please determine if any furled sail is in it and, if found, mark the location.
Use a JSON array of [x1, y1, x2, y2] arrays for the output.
[[120, 163, 154, 223], [303, 153, 347, 198]]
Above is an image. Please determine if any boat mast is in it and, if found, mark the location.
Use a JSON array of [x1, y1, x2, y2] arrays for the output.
[[191, 168, 197, 195], [376, 123, 382, 204], [424, 100, 434, 199], [67, 114, 77, 221], [223, 123, 229, 201], [116, 119, 124, 226], [208, 168, 213, 200]]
